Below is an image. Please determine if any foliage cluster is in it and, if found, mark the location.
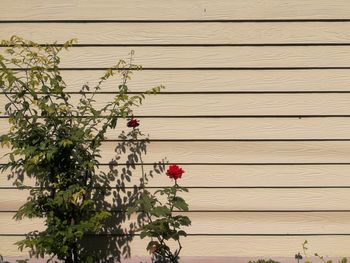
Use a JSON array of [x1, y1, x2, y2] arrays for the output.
[[0, 36, 191, 263]]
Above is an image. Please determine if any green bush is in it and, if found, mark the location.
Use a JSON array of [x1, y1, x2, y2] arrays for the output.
[[0, 36, 162, 262]]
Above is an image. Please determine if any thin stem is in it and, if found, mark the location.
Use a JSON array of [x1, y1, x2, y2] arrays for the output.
[[168, 182, 178, 216], [137, 132, 146, 188], [168, 183, 181, 263], [174, 239, 182, 260], [3, 92, 20, 112]]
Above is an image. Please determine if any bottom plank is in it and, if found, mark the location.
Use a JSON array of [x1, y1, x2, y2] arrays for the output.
[[1, 257, 348, 263]]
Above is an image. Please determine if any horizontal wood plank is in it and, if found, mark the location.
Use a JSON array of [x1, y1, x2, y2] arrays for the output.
[[1, 0, 350, 21], [2, 188, 350, 211], [3, 94, 350, 116], [1, 116, 350, 139], [5, 47, 350, 68], [1, 236, 350, 257], [42, 70, 350, 92], [3, 46, 350, 68], [3, 165, 350, 188], [2, 141, 350, 163], [3, 23, 350, 44], [3, 118, 350, 140], [2, 212, 350, 235]]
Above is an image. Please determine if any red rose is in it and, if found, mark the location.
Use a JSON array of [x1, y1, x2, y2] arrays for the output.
[[127, 118, 140, 128], [166, 164, 184, 180]]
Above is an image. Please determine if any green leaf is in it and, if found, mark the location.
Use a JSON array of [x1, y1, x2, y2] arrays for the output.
[[146, 240, 159, 252], [152, 206, 171, 217], [140, 231, 148, 239], [58, 139, 73, 148], [172, 196, 189, 211], [174, 215, 191, 226]]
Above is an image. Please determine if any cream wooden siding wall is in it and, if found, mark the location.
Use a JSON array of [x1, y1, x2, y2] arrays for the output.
[[2, 0, 350, 259]]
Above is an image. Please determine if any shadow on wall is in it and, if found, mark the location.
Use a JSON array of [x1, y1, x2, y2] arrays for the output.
[[78, 130, 166, 263]]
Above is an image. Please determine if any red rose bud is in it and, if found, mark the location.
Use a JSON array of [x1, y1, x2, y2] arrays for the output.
[[127, 118, 140, 128], [166, 164, 185, 180]]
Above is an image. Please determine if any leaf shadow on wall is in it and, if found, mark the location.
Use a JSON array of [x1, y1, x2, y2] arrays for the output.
[[79, 131, 167, 263]]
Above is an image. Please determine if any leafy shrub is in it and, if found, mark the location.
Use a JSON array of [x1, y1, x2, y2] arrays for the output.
[[0, 36, 163, 262]]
